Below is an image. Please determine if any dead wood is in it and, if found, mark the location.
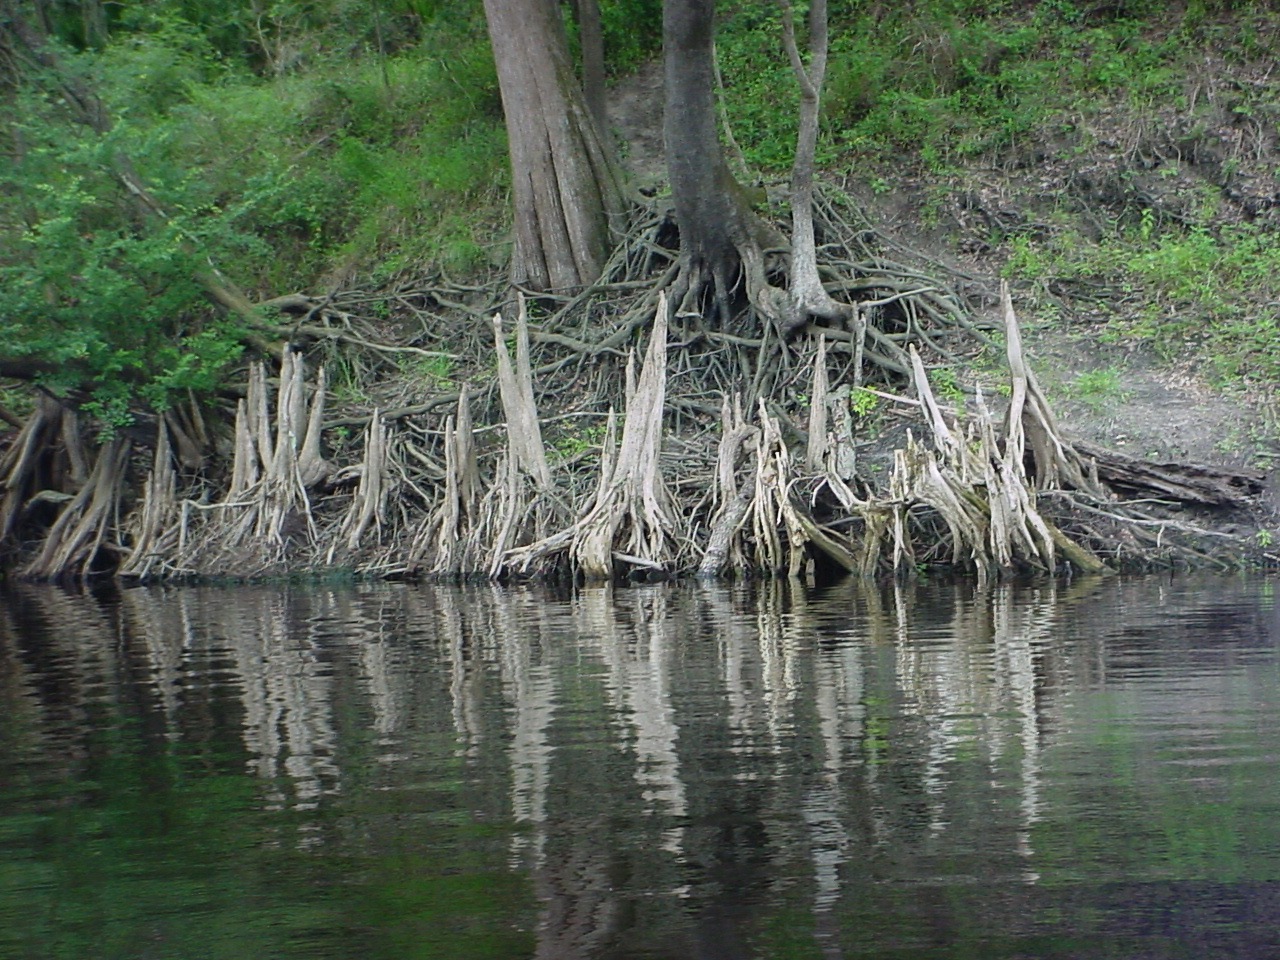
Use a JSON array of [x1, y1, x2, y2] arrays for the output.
[[162, 348, 337, 578], [697, 395, 758, 578], [22, 438, 130, 581], [119, 422, 178, 581], [0, 393, 67, 545], [1072, 440, 1264, 505], [505, 293, 680, 579]]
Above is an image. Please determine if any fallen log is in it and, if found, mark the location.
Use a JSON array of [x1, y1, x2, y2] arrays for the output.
[[1073, 440, 1265, 506]]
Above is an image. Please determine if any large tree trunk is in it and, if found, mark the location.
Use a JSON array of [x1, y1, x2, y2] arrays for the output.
[[663, 0, 776, 321], [572, 0, 608, 137], [664, 0, 812, 334], [484, 0, 628, 293]]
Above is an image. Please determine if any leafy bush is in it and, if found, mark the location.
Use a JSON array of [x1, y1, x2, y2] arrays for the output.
[[0, 1, 506, 430]]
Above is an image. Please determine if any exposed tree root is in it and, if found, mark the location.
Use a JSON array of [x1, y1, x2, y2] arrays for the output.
[[0, 394, 74, 552], [118, 422, 178, 581], [505, 294, 680, 579], [21, 438, 129, 581], [0, 190, 1272, 582]]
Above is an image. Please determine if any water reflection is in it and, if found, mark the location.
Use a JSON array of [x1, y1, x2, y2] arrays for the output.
[[2, 574, 1280, 959]]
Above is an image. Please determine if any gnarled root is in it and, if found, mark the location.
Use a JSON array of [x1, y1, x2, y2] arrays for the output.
[[170, 347, 334, 578], [23, 438, 130, 581], [506, 293, 680, 580]]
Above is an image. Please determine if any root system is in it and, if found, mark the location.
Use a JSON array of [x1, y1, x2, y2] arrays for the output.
[[1, 190, 1272, 583]]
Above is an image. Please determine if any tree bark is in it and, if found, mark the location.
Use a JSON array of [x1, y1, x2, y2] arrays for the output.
[[484, 0, 627, 293], [573, 0, 608, 137], [663, 0, 801, 331], [663, 0, 773, 321], [780, 0, 849, 327]]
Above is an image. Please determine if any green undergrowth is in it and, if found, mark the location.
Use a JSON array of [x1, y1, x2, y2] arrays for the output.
[[4, 0, 1280, 437], [712, 0, 1280, 390], [718, 1, 1279, 176], [0, 2, 505, 431], [1004, 212, 1280, 385]]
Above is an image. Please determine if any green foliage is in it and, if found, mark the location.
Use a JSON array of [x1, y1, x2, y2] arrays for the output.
[[600, 0, 663, 76], [716, 5, 802, 172], [711, 0, 1206, 176], [1005, 208, 1280, 385], [175, 20, 505, 283], [403, 353, 454, 388], [930, 366, 966, 404], [0, 2, 504, 425], [851, 387, 879, 417], [9, 0, 1280, 428], [1123, 221, 1280, 382], [552, 421, 608, 461], [0, 55, 251, 427], [823, 10, 1051, 168], [1067, 367, 1129, 411]]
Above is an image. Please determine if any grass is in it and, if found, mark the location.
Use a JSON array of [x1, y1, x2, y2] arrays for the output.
[[710, 1, 1280, 390], [1002, 215, 1280, 386], [1068, 367, 1130, 412], [181, 30, 508, 289]]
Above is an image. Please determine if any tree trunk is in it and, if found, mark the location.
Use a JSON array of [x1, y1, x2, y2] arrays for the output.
[[663, 0, 768, 320], [484, 0, 628, 293], [573, 0, 608, 137], [780, 0, 849, 327], [664, 0, 795, 329]]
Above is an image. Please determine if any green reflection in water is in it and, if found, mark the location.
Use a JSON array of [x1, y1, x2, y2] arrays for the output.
[[3, 727, 321, 958], [2, 575, 1280, 960], [0, 700, 535, 960]]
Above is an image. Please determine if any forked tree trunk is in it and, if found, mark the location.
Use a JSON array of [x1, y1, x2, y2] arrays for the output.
[[484, 0, 628, 292], [780, 0, 849, 326]]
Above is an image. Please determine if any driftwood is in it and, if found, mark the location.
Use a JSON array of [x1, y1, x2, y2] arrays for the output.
[[1073, 440, 1264, 506]]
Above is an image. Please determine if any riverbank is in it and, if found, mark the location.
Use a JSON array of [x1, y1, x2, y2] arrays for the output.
[[3, 6, 1280, 583], [2, 244, 1272, 584]]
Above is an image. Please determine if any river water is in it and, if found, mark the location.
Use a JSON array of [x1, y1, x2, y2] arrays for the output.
[[2, 574, 1279, 959]]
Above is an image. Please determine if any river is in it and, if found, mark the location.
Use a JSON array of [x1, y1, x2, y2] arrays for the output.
[[2, 574, 1279, 959]]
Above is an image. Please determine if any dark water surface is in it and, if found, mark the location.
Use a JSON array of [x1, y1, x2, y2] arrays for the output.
[[3, 574, 1280, 959]]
